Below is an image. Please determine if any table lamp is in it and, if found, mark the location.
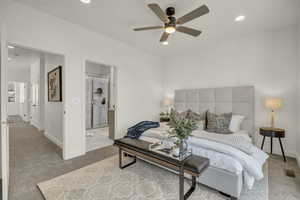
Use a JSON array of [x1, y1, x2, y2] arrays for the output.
[[163, 97, 173, 114], [265, 98, 283, 128]]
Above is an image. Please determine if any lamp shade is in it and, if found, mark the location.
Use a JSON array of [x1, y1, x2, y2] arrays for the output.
[[163, 98, 173, 106], [265, 98, 283, 110]]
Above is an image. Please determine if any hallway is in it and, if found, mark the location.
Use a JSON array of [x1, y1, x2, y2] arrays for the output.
[[9, 116, 117, 200]]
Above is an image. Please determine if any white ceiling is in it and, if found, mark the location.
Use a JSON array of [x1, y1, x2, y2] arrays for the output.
[[8, 46, 41, 70], [13, 0, 300, 56]]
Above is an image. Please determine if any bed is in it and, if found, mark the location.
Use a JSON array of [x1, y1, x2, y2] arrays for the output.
[[139, 86, 268, 200]]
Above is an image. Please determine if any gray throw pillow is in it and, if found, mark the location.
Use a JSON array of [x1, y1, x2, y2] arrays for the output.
[[186, 110, 207, 121], [206, 112, 232, 134], [170, 109, 189, 120]]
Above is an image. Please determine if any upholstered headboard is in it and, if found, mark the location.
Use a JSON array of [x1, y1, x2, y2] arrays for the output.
[[174, 86, 255, 139]]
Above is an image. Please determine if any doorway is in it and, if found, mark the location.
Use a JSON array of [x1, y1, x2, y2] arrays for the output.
[[6, 44, 66, 199], [7, 45, 65, 138], [7, 81, 29, 122], [86, 76, 109, 129], [85, 61, 117, 152]]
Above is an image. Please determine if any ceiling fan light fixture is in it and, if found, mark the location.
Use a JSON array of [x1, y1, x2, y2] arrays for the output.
[[235, 15, 245, 22], [80, 0, 91, 4], [162, 41, 169, 45], [165, 26, 176, 34]]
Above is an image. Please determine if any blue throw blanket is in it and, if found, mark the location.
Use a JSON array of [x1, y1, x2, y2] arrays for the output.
[[126, 121, 159, 139]]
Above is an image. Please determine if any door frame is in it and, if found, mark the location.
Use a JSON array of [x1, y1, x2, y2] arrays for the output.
[[4, 42, 67, 157], [82, 60, 118, 153], [1, 21, 9, 200]]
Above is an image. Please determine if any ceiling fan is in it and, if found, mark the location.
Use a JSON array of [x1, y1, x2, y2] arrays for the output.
[[134, 3, 210, 44]]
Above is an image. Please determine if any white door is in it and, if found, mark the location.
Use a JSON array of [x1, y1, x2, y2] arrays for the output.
[[19, 82, 28, 121], [1, 22, 9, 200], [30, 83, 40, 129]]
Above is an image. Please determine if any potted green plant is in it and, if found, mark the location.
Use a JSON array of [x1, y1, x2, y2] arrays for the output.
[[168, 114, 198, 158]]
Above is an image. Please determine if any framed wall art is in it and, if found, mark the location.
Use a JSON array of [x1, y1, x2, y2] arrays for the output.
[[48, 66, 62, 102]]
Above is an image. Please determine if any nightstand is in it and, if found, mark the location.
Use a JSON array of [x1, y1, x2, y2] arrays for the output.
[[259, 127, 286, 162]]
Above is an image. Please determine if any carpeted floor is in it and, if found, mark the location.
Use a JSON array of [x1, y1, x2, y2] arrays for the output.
[[9, 118, 118, 200], [38, 155, 268, 200], [9, 117, 300, 200]]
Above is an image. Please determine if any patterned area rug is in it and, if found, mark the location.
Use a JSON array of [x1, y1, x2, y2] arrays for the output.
[[38, 156, 268, 200]]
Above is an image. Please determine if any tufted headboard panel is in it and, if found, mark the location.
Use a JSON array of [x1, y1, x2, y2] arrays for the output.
[[174, 86, 255, 139]]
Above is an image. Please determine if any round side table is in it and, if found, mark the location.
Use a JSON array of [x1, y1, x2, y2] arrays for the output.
[[259, 127, 286, 162]]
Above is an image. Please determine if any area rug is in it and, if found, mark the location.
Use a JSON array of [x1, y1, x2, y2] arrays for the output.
[[38, 156, 268, 200]]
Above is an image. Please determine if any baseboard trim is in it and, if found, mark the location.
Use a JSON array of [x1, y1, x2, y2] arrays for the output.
[[30, 120, 40, 130], [44, 131, 63, 148]]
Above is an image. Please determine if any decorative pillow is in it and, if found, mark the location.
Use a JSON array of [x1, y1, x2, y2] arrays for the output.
[[216, 115, 232, 134], [186, 110, 207, 121], [170, 109, 189, 120], [195, 120, 205, 130], [229, 115, 245, 132], [206, 112, 232, 134]]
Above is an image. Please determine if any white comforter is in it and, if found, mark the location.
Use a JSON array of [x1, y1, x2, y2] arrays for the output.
[[140, 125, 268, 189]]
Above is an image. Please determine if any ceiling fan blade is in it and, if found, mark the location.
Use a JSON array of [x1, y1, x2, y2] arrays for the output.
[[134, 26, 163, 31], [176, 26, 202, 37], [160, 32, 169, 42], [177, 5, 209, 25], [148, 4, 169, 23]]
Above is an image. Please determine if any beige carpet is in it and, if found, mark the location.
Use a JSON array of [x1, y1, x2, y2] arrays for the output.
[[38, 156, 268, 200]]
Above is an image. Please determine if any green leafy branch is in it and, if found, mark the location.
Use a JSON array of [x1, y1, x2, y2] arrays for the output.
[[168, 114, 198, 142]]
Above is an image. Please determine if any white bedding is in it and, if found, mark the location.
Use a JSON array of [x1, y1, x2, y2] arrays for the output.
[[140, 125, 268, 189]]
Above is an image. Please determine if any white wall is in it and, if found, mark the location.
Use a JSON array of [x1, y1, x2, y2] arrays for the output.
[[297, 23, 300, 164], [2, 1, 163, 159], [86, 61, 110, 76], [164, 26, 299, 157], [43, 53, 64, 147], [7, 67, 30, 83]]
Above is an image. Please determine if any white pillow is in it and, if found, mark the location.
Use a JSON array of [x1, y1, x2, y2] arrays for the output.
[[229, 115, 245, 132], [196, 120, 205, 130]]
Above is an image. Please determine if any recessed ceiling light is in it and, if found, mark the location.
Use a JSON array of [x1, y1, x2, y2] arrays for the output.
[[162, 41, 169, 45], [80, 0, 91, 4], [235, 15, 246, 22], [8, 45, 15, 49]]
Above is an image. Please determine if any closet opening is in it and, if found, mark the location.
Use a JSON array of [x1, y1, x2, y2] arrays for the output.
[[85, 61, 117, 152]]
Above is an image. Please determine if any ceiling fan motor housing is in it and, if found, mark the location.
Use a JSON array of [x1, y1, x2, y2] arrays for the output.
[[165, 7, 176, 28], [166, 7, 175, 16], [166, 16, 176, 27]]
